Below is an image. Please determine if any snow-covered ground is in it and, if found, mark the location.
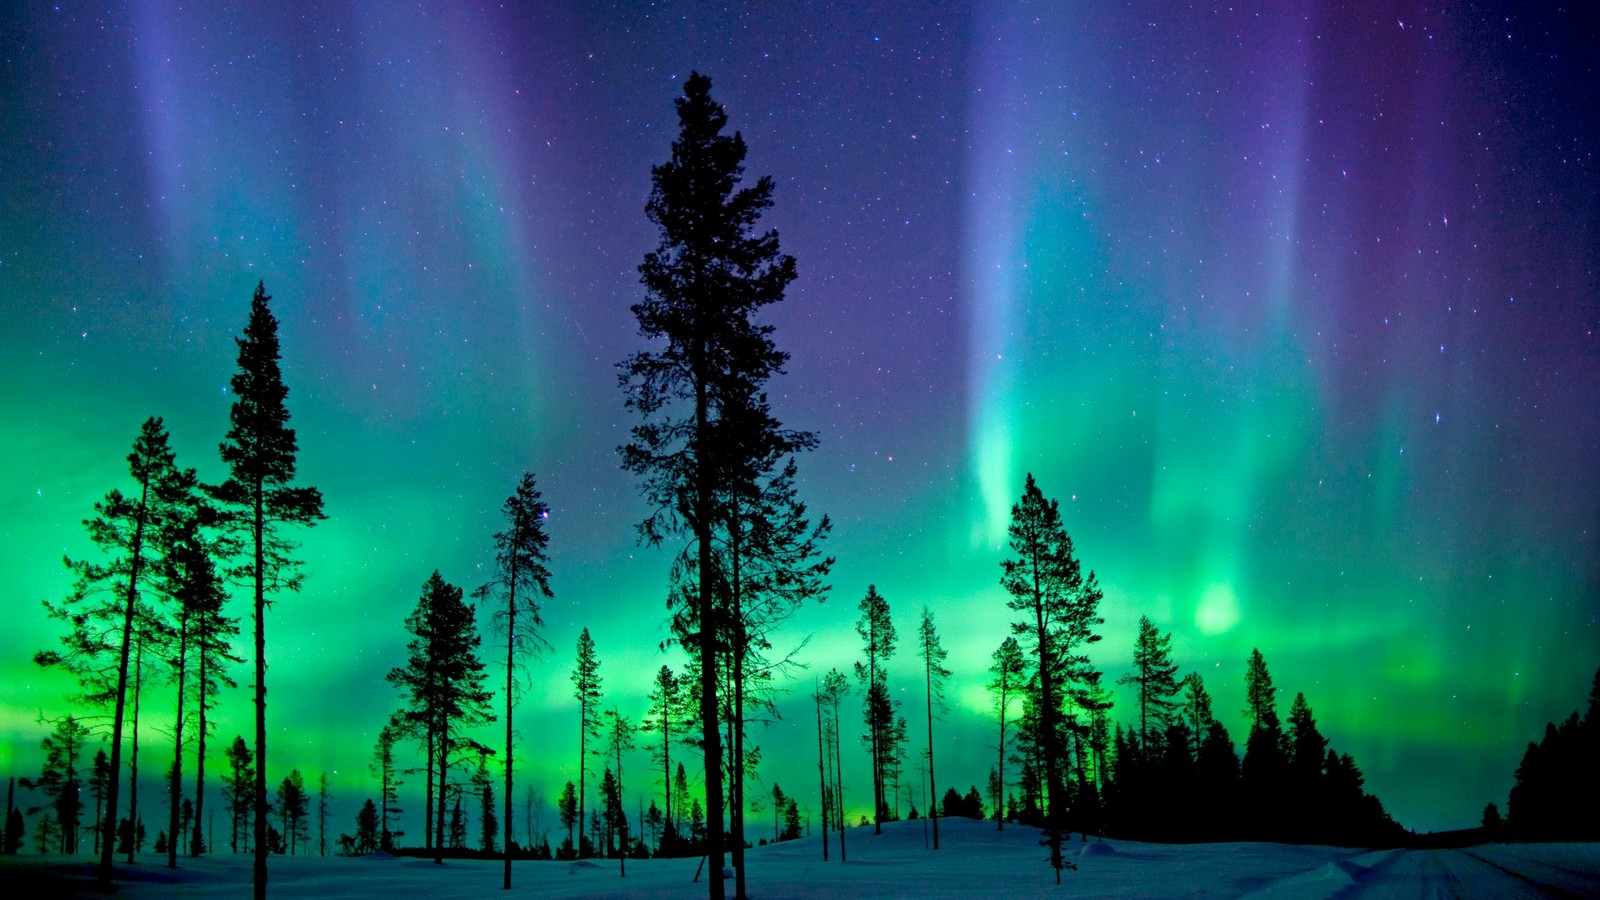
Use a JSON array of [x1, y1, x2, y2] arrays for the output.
[[7, 819, 1598, 898]]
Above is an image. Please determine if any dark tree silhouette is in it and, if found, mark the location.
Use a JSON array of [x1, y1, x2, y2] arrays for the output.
[[988, 636, 1026, 831], [212, 282, 325, 900], [371, 722, 404, 851], [22, 716, 89, 853], [642, 665, 689, 851], [604, 708, 634, 875], [222, 735, 253, 853], [820, 668, 850, 862], [854, 585, 898, 833], [620, 71, 800, 900], [557, 781, 577, 859], [35, 417, 189, 881], [354, 799, 380, 855], [275, 770, 308, 855], [1000, 474, 1102, 882], [475, 471, 553, 888], [570, 628, 603, 858], [1240, 649, 1286, 838], [387, 571, 495, 864], [1506, 664, 1600, 840], [1118, 615, 1181, 753], [917, 607, 950, 849]]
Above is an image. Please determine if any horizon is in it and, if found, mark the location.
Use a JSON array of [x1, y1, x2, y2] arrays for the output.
[[3, 1, 1597, 841]]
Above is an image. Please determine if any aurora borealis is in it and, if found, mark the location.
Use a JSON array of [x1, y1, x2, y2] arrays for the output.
[[2, 0, 1596, 840]]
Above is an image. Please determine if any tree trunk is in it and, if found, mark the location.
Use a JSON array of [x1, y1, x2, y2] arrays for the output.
[[98, 477, 149, 882], [252, 486, 268, 900], [815, 690, 828, 861]]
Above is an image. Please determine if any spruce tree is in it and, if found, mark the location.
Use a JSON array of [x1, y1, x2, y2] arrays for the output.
[[557, 781, 577, 858], [1118, 615, 1181, 752], [387, 571, 495, 863], [354, 799, 379, 854], [917, 608, 950, 849], [23, 716, 89, 853], [371, 722, 404, 851], [476, 472, 553, 887], [1240, 649, 1285, 838], [620, 72, 801, 900], [213, 283, 325, 899], [570, 628, 603, 858], [223, 736, 254, 853], [642, 665, 688, 848], [854, 585, 898, 833], [988, 637, 1027, 831]]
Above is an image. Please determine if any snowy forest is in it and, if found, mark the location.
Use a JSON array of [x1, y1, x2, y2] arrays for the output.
[[6, 70, 1598, 900]]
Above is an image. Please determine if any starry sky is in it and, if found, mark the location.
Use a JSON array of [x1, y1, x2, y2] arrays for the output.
[[2, 1, 1596, 838]]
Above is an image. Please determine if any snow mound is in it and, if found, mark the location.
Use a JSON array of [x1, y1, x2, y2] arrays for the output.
[[1080, 841, 1117, 857]]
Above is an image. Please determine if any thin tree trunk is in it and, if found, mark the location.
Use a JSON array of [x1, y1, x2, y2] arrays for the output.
[[99, 475, 150, 881], [251, 486, 268, 900], [815, 688, 828, 861], [434, 724, 448, 864], [831, 694, 845, 862], [694, 348, 725, 900], [503, 575, 516, 890], [997, 684, 1006, 832], [130, 631, 144, 863], [926, 651, 938, 851], [168, 603, 190, 868], [193, 621, 208, 856]]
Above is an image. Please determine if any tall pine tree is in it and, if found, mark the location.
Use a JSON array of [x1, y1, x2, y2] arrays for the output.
[[213, 282, 324, 900], [475, 472, 553, 888], [853, 585, 898, 833], [917, 608, 950, 849], [570, 628, 603, 858], [620, 72, 800, 900]]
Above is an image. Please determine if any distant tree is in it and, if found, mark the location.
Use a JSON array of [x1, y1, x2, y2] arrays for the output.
[[475, 471, 553, 888], [988, 636, 1026, 831], [962, 786, 985, 819], [189, 532, 240, 859], [570, 628, 603, 858], [22, 716, 89, 853], [1118, 616, 1181, 753], [1240, 649, 1286, 838], [604, 708, 635, 875], [212, 282, 325, 900], [1181, 675, 1215, 759], [854, 585, 898, 833], [769, 783, 788, 843], [557, 780, 577, 859], [1506, 664, 1600, 841], [89, 750, 110, 856], [642, 665, 689, 849], [275, 770, 307, 855], [812, 682, 831, 861], [917, 608, 951, 849], [317, 773, 329, 857], [6, 802, 24, 855], [474, 747, 497, 854], [222, 736, 254, 853], [388, 571, 495, 863], [353, 799, 379, 855], [1481, 802, 1503, 840], [644, 800, 665, 854], [1286, 692, 1329, 831], [1000, 474, 1102, 881], [781, 798, 801, 842], [371, 722, 404, 851], [35, 418, 189, 881], [820, 668, 850, 862]]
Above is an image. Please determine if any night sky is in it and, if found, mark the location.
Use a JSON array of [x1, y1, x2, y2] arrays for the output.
[[3, 1, 1597, 837]]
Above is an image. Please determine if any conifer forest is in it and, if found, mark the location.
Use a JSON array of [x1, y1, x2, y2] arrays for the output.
[[3, 2, 1597, 898]]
